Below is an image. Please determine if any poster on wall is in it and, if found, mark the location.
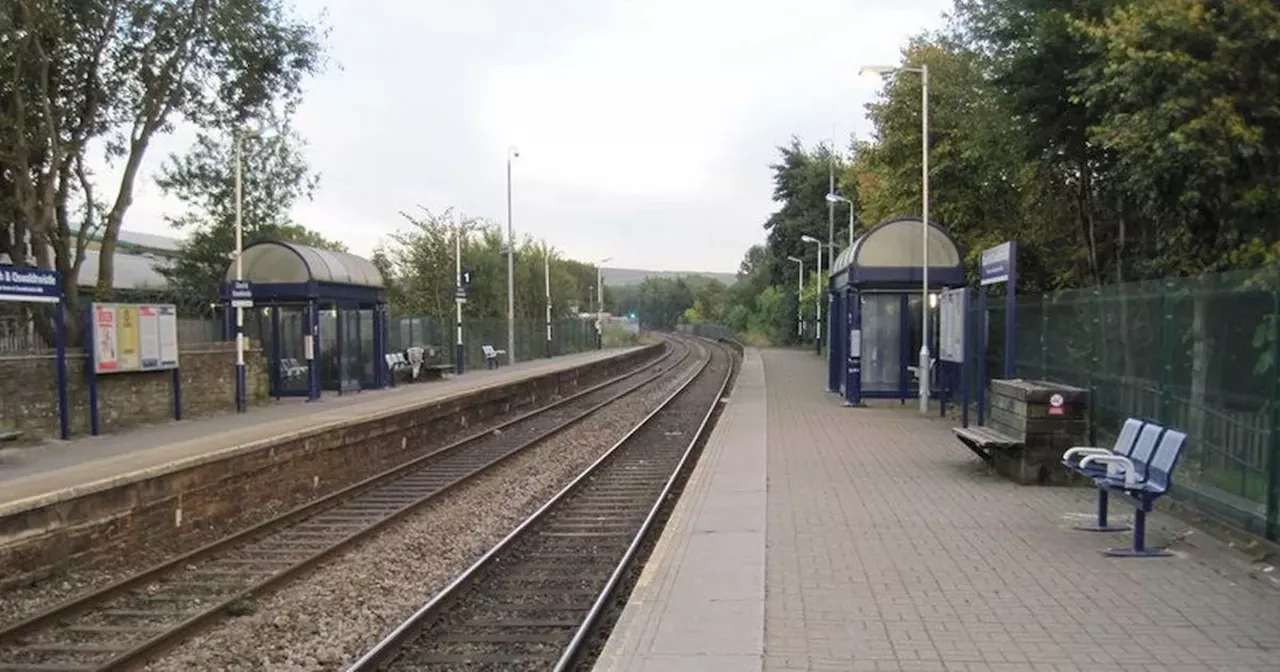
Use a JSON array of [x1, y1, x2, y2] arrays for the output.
[[92, 302, 180, 374], [117, 305, 140, 371], [939, 288, 967, 363], [94, 304, 119, 372], [157, 305, 179, 367], [138, 305, 160, 367]]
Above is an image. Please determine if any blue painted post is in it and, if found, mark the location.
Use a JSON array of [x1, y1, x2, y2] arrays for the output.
[[827, 290, 841, 393], [54, 303, 70, 440], [84, 303, 99, 436], [1005, 243, 1018, 379], [961, 287, 971, 429], [977, 289, 987, 427], [172, 368, 183, 421], [844, 288, 863, 407], [308, 300, 321, 402]]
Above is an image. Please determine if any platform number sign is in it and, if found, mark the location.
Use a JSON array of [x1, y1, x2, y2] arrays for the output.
[[461, 269, 474, 286]]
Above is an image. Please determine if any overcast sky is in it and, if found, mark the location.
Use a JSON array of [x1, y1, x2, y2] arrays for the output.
[[119, 0, 953, 273]]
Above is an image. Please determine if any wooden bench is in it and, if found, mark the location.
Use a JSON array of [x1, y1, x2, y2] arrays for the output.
[[0, 429, 24, 443], [1063, 419, 1188, 557], [397, 345, 453, 382], [481, 344, 506, 369], [952, 425, 1022, 464]]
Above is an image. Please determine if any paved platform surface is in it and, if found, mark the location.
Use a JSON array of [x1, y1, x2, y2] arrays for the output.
[[0, 347, 640, 512], [596, 348, 1280, 672]]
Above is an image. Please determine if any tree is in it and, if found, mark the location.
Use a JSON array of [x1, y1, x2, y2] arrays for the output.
[[154, 124, 341, 302], [1074, 0, 1280, 275], [0, 0, 326, 341], [377, 207, 599, 323]]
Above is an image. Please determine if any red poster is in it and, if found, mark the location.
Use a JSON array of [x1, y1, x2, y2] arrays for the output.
[[94, 304, 119, 373]]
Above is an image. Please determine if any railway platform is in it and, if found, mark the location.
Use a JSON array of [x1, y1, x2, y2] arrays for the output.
[[594, 348, 1280, 672], [0, 347, 643, 513]]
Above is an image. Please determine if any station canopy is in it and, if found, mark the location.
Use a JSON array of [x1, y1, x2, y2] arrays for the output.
[[225, 241, 385, 289], [829, 216, 964, 288]]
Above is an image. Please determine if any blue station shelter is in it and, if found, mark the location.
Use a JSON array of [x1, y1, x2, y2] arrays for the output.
[[222, 241, 390, 400], [826, 216, 966, 406]]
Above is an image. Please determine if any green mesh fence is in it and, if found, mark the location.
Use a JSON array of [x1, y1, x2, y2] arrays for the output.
[[387, 315, 596, 372], [998, 268, 1280, 539]]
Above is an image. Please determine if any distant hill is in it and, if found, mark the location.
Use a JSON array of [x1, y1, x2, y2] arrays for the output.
[[601, 267, 737, 287]]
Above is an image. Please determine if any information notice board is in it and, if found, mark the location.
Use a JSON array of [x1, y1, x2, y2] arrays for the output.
[[91, 302, 180, 374], [939, 288, 967, 364]]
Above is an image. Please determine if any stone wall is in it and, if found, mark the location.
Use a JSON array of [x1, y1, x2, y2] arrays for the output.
[[0, 342, 268, 441]]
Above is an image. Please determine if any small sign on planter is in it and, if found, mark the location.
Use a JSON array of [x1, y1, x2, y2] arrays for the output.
[[1048, 392, 1065, 416]]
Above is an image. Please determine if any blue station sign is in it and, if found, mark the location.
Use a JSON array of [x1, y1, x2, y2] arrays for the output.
[[0, 265, 61, 303], [979, 242, 1014, 286]]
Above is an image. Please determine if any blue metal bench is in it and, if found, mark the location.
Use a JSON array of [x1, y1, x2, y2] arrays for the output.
[[1062, 419, 1155, 532], [1064, 420, 1188, 557]]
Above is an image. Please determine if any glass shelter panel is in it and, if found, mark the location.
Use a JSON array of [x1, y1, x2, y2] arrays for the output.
[[358, 308, 375, 385], [318, 307, 339, 389], [275, 305, 310, 396], [861, 294, 902, 393]]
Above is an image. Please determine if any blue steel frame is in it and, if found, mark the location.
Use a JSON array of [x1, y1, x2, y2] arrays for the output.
[[828, 217, 967, 408], [0, 265, 71, 439], [219, 245, 389, 403], [974, 241, 1018, 426]]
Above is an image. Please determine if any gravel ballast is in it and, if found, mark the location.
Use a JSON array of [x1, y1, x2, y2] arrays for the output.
[[142, 346, 703, 671]]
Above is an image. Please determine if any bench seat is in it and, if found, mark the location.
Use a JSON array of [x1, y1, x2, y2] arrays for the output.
[[0, 429, 23, 442], [952, 425, 1022, 464]]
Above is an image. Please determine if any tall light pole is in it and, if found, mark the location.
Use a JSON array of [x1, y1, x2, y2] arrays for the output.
[[787, 255, 804, 338], [232, 122, 270, 413], [596, 257, 611, 350], [800, 235, 822, 347], [824, 145, 835, 357], [825, 193, 856, 247], [505, 146, 519, 366], [455, 216, 467, 375], [544, 241, 553, 359], [233, 129, 245, 413], [861, 62, 930, 413]]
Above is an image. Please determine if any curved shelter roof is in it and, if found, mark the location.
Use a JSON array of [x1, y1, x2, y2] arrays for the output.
[[223, 241, 386, 302], [829, 216, 965, 290]]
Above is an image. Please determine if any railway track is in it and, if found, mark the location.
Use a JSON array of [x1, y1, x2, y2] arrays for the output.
[[345, 338, 734, 672], [0, 338, 697, 672]]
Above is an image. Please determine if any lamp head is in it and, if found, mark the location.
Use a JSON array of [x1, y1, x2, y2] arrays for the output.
[[858, 65, 898, 76], [787, 255, 802, 263], [801, 234, 819, 244], [825, 193, 849, 204]]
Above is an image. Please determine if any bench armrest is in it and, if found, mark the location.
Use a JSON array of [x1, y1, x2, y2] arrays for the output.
[[1063, 447, 1111, 461], [1078, 454, 1138, 488]]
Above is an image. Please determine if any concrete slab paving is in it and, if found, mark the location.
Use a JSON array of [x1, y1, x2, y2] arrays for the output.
[[596, 347, 1280, 672]]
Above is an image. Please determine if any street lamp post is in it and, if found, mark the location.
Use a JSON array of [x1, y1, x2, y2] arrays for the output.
[[800, 234, 823, 350], [596, 257, 611, 350], [455, 218, 467, 375], [233, 130, 245, 413], [787, 255, 804, 338], [544, 242, 553, 359], [860, 62, 930, 413], [825, 193, 856, 248], [506, 146, 519, 366], [232, 123, 271, 412]]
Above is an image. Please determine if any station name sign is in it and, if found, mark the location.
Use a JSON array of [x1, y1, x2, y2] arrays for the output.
[[0, 265, 61, 303]]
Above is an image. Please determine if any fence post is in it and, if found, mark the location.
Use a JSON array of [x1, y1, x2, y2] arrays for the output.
[[1159, 280, 1175, 426], [1089, 287, 1101, 447], [1040, 293, 1049, 379], [1267, 282, 1280, 541]]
